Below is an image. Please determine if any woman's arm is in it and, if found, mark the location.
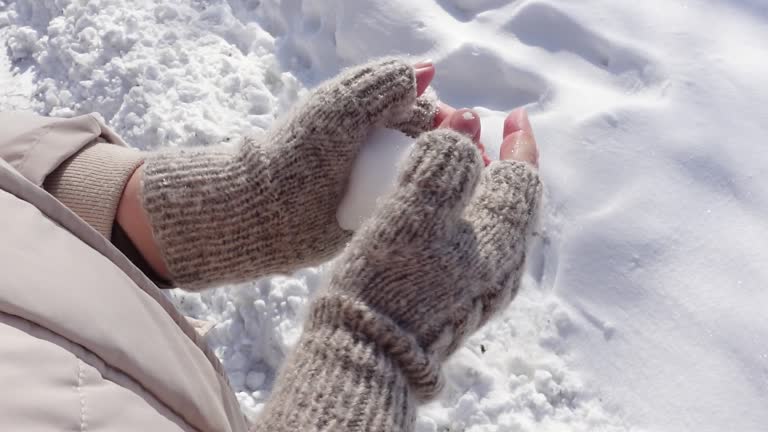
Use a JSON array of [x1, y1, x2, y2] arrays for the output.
[[110, 60, 440, 289]]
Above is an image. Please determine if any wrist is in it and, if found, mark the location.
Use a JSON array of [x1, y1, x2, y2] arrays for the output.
[[116, 164, 171, 280]]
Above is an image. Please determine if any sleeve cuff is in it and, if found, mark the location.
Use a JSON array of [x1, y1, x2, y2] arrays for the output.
[[44, 141, 145, 238]]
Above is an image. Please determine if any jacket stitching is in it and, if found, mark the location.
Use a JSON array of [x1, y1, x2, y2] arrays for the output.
[[76, 359, 88, 431]]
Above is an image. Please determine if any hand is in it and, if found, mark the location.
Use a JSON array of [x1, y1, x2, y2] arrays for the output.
[[118, 59, 441, 288], [308, 107, 542, 399]]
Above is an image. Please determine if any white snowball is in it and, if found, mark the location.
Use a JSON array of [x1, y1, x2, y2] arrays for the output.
[[337, 128, 415, 231]]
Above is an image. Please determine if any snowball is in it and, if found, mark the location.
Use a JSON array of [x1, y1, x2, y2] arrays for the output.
[[337, 128, 415, 231]]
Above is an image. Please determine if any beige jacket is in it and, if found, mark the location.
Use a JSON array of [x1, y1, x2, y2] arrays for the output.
[[0, 112, 247, 432]]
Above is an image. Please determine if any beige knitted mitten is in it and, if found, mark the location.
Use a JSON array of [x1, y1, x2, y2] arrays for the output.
[[252, 129, 541, 431], [140, 59, 437, 288]]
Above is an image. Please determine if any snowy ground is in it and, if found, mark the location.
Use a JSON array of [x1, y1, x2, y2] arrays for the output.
[[2, 0, 768, 431]]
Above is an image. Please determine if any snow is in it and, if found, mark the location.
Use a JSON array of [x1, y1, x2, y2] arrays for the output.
[[2, 0, 768, 431]]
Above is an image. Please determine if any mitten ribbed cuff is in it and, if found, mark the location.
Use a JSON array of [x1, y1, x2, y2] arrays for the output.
[[44, 142, 145, 238], [252, 322, 415, 432], [309, 295, 444, 400]]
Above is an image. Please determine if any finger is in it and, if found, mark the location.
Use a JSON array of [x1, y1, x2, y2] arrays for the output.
[[500, 131, 539, 167], [500, 109, 538, 167], [415, 62, 435, 97], [398, 129, 483, 214], [385, 61, 439, 137], [434, 101, 456, 127], [439, 108, 491, 166], [310, 58, 418, 134], [464, 161, 542, 320], [439, 108, 481, 143], [503, 107, 533, 137], [367, 129, 484, 244], [387, 93, 439, 138], [469, 161, 541, 229], [465, 161, 541, 263]]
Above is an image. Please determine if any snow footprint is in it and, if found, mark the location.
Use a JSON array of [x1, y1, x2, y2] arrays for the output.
[[434, 43, 550, 110], [435, 0, 521, 21], [504, 1, 662, 88]]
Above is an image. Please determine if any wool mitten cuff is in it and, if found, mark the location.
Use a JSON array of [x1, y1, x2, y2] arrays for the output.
[[251, 323, 417, 431]]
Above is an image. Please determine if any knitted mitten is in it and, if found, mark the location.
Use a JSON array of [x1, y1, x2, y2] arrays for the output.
[[252, 128, 542, 431], [140, 59, 437, 288]]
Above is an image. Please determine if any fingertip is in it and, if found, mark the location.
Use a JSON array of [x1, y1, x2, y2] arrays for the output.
[[503, 108, 533, 138], [442, 109, 481, 143], [415, 64, 435, 97], [413, 59, 434, 69], [438, 108, 491, 164], [500, 130, 539, 167]]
